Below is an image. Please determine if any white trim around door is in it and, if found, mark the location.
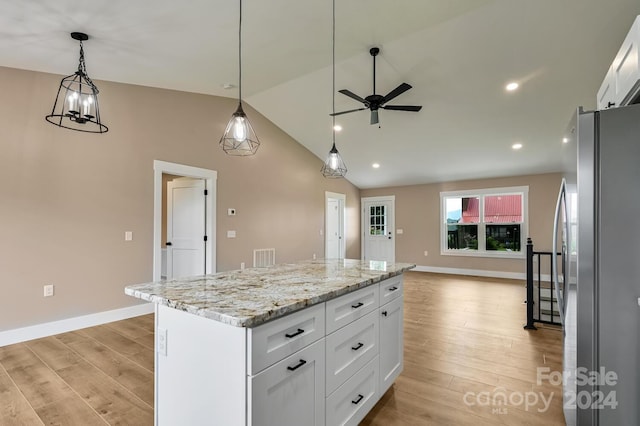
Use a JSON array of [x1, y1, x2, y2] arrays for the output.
[[153, 160, 217, 281]]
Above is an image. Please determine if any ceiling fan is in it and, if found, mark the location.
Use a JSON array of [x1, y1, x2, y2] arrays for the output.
[[331, 47, 422, 125]]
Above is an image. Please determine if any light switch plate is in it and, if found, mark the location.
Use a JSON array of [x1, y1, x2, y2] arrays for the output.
[[227, 230, 236, 238], [125, 231, 133, 241]]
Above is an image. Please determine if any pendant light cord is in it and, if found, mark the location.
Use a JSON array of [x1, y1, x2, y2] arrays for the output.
[[239, 0, 243, 104], [332, 0, 336, 144]]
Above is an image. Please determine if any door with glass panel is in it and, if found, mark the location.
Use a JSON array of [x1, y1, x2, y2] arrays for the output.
[[362, 196, 395, 263]]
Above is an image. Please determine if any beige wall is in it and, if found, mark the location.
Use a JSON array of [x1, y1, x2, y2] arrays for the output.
[[361, 173, 561, 274], [0, 66, 360, 332]]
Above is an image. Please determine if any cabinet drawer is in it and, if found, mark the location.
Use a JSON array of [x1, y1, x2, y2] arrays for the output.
[[379, 275, 403, 305], [326, 310, 378, 396], [326, 355, 378, 426], [248, 339, 325, 426], [248, 303, 325, 375], [326, 285, 379, 334]]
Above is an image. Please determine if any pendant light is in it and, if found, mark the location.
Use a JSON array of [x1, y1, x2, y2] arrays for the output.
[[321, 0, 347, 178], [45, 32, 108, 133], [220, 0, 259, 156]]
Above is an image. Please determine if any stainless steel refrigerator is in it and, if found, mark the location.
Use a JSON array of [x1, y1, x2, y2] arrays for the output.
[[557, 103, 640, 425]]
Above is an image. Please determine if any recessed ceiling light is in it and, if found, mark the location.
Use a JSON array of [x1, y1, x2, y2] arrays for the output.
[[333, 124, 342, 132], [512, 143, 523, 150], [506, 82, 519, 91], [562, 137, 569, 144], [372, 163, 380, 169]]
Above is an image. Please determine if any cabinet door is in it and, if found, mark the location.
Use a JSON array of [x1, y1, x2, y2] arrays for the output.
[[249, 339, 325, 426], [597, 64, 616, 110], [379, 296, 403, 395]]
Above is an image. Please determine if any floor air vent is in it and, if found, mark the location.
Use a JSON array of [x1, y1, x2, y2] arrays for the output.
[[253, 248, 276, 267]]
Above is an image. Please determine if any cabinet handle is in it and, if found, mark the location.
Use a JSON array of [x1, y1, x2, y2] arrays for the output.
[[287, 359, 307, 371], [285, 328, 304, 338], [351, 302, 364, 309], [388, 286, 398, 291], [351, 342, 364, 351], [607, 101, 616, 108], [352, 394, 364, 405], [382, 311, 388, 317]]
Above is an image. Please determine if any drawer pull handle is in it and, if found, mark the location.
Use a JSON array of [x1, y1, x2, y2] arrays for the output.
[[382, 311, 388, 317], [351, 302, 364, 309], [352, 394, 364, 405], [351, 342, 364, 351], [388, 286, 398, 291], [287, 359, 307, 371], [285, 328, 304, 338]]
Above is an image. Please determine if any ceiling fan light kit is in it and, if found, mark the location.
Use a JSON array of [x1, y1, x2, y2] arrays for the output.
[[45, 32, 108, 134], [220, 0, 260, 156], [321, 0, 347, 178], [332, 46, 422, 125]]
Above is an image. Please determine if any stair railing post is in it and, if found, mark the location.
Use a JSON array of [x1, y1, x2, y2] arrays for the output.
[[524, 237, 537, 330]]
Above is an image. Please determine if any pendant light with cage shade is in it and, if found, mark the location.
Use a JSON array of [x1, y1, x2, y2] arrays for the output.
[[220, 0, 260, 156], [45, 32, 108, 133], [321, 0, 347, 178]]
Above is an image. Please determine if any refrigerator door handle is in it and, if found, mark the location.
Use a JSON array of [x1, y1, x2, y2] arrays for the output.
[[552, 179, 567, 326]]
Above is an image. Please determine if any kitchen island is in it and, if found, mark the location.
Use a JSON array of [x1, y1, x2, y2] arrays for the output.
[[125, 258, 415, 426]]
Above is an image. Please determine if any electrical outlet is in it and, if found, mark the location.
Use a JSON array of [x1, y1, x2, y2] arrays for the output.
[[313, 253, 317, 260], [240, 262, 245, 270], [44, 284, 54, 297], [424, 251, 429, 257], [157, 328, 168, 356], [396, 229, 404, 234], [125, 231, 133, 241]]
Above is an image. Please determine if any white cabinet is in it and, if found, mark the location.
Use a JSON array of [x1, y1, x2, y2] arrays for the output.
[[325, 356, 379, 426], [325, 310, 378, 395], [248, 339, 325, 426], [248, 303, 325, 374], [597, 15, 640, 109], [379, 295, 404, 394], [154, 275, 405, 426]]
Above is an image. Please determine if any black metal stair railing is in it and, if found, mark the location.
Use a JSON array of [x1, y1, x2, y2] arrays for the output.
[[524, 237, 563, 330]]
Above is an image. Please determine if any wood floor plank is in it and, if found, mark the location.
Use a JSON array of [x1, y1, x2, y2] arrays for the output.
[[0, 344, 74, 409], [64, 335, 154, 406], [34, 394, 108, 426], [103, 319, 153, 340], [0, 366, 44, 426], [78, 325, 154, 372], [55, 360, 153, 426]]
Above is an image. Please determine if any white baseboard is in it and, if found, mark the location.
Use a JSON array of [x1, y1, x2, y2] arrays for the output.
[[0, 303, 154, 347], [412, 265, 551, 282]]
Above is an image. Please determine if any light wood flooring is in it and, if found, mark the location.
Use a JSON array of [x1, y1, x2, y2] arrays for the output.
[[0, 272, 565, 425]]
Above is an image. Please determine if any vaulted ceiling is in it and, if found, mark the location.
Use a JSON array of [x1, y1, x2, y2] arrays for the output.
[[2, 0, 639, 188]]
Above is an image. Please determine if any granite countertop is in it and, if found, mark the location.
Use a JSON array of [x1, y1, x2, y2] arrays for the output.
[[125, 258, 415, 328]]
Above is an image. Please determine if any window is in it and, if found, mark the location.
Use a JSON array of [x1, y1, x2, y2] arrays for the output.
[[441, 186, 528, 258], [369, 205, 387, 236]]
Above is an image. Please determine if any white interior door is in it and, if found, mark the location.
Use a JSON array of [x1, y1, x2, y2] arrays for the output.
[[325, 192, 345, 259], [362, 196, 395, 263], [167, 178, 206, 279]]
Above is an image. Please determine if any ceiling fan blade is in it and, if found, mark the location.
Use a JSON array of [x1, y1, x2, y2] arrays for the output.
[[383, 105, 422, 112], [338, 89, 367, 104], [330, 107, 367, 117], [382, 83, 412, 103], [370, 110, 379, 125]]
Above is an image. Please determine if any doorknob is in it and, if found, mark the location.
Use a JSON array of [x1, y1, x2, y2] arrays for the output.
[[166, 242, 172, 246]]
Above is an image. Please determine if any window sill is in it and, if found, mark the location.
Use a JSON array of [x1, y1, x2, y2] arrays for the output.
[[440, 250, 525, 260]]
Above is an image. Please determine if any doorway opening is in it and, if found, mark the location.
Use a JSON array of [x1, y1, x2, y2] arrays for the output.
[[153, 160, 217, 281]]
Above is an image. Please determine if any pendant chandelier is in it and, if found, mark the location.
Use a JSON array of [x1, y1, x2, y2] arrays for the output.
[[321, 0, 347, 178], [220, 0, 259, 156], [45, 32, 108, 133]]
